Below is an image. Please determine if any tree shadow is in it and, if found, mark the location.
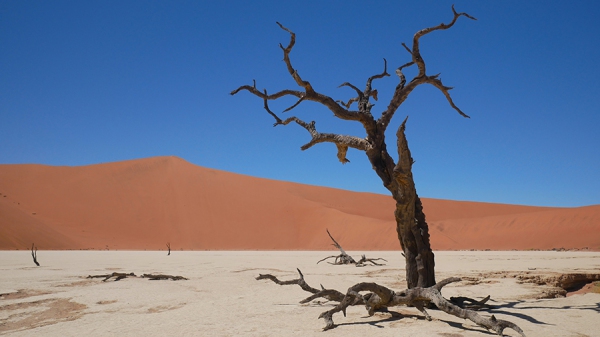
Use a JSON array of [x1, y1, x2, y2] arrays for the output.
[[439, 319, 499, 335], [458, 298, 600, 326], [329, 309, 417, 329], [492, 299, 600, 314], [484, 301, 551, 325], [325, 309, 498, 335]]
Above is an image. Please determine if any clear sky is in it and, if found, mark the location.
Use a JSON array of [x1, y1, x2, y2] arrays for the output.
[[1, 1, 599, 207]]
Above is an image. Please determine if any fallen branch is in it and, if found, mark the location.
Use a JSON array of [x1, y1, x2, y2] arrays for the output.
[[356, 254, 388, 267], [87, 272, 136, 282], [87, 272, 188, 281], [141, 274, 188, 281]]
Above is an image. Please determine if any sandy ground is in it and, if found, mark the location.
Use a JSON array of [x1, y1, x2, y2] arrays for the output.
[[1, 250, 599, 336]]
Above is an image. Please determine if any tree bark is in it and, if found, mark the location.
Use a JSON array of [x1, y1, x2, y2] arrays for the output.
[[392, 120, 435, 288]]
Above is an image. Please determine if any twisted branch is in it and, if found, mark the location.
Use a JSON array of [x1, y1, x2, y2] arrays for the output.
[[378, 6, 475, 131], [412, 5, 477, 77], [256, 268, 324, 296]]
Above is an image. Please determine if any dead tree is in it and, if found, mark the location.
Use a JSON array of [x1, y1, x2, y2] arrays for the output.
[[317, 229, 356, 265], [231, 6, 475, 289], [258, 270, 524, 336], [31, 243, 39, 267], [317, 229, 387, 266], [166, 242, 171, 256]]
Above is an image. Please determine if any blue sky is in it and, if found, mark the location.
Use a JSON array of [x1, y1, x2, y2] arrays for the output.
[[1, 1, 599, 207]]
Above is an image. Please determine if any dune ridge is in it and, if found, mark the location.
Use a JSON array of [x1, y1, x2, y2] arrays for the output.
[[1, 156, 598, 251]]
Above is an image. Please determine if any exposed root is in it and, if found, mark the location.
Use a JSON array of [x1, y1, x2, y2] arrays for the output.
[[257, 270, 525, 336]]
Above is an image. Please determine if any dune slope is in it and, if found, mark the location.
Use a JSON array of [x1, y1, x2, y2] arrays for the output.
[[0, 156, 598, 250]]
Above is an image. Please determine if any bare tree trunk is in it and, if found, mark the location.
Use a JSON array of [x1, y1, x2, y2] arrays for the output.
[[392, 122, 435, 288], [395, 198, 435, 288], [368, 118, 436, 288]]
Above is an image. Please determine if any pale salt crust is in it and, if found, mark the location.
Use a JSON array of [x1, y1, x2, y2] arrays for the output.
[[1, 251, 599, 336]]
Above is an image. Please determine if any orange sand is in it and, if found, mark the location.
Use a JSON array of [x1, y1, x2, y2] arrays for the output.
[[1, 156, 598, 251]]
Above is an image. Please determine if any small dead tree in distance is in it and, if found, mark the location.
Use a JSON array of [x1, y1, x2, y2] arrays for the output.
[[317, 229, 387, 267], [31, 243, 39, 267], [232, 6, 474, 289]]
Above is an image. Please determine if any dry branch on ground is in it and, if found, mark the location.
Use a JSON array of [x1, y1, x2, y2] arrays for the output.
[[87, 272, 187, 282], [141, 274, 188, 281], [87, 272, 136, 282]]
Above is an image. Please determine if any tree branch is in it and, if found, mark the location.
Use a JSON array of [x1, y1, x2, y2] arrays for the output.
[[256, 268, 322, 295], [271, 116, 370, 163], [365, 58, 390, 95], [412, 5, 477, 77], [378, 6, 474, 132], [231, 23, 368, 126]]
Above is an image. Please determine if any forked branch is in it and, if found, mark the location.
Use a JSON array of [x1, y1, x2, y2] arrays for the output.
[[378, 6, 474, 132], [256, 268, 321, 295], [231, 23, 363, 123]]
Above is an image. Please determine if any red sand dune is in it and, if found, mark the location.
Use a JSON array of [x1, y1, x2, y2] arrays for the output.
[[1, 156, 598, 251]]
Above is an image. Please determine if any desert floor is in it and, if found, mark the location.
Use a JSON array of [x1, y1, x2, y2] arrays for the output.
[[1, 250, 599, 336]]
